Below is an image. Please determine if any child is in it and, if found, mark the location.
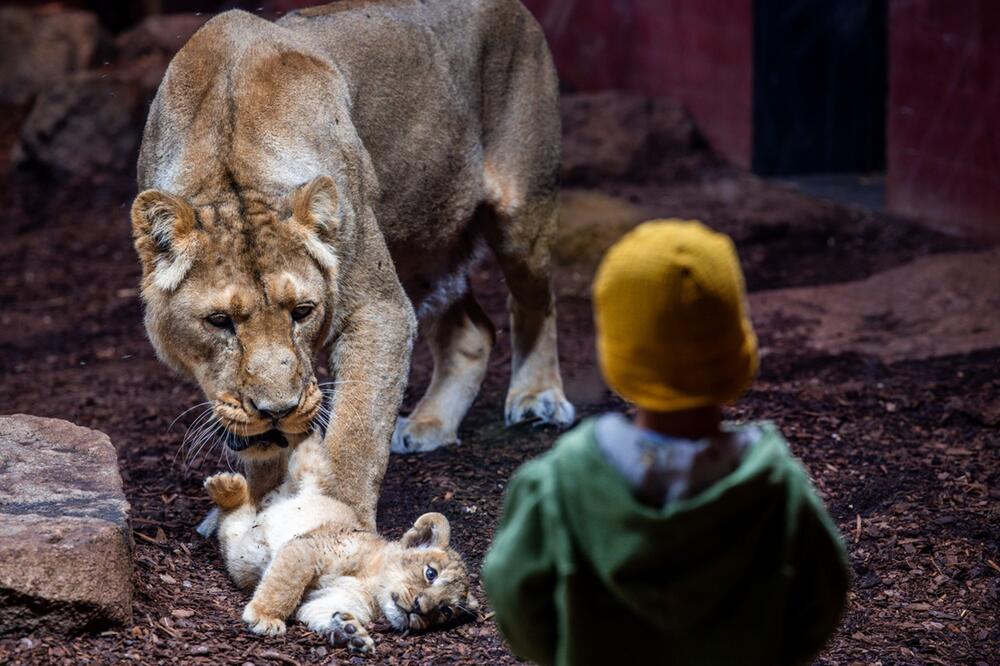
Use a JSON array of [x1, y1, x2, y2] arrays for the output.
[[482, 220, 849, 666]]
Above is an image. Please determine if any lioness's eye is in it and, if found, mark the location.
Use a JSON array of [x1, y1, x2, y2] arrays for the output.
[[206, 313, 233, 331], [424, 565, 437, 582], [291, 303, 315, 322]]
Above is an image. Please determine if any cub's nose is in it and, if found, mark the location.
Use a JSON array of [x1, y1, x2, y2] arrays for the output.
[[250, 398, 298, 422]]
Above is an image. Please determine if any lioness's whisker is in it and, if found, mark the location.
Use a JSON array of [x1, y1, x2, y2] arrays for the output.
[[177, 411, 216, 470], [167, 401, 213, 433]]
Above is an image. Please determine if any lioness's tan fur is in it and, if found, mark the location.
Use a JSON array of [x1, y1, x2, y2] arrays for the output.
[[133, 0, 573, 528], [205, 432, 475, 653]]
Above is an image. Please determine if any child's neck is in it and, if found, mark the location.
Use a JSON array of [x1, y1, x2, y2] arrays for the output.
[[634, 405, 723, 441]]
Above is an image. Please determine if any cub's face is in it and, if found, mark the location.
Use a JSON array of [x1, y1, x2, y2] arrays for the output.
[[381, 513, 479, 631], [131, 177, 343, 459]]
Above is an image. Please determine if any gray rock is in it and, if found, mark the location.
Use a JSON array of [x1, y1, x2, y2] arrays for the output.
[[115, 14, 209, 61], [0, 8, 110, 105], [0, 415, 132, 636], [560, 91, 698, 184], [13, 58, 166, 178]]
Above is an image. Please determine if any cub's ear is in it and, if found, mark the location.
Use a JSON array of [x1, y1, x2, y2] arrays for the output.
[[401, 512, 450, 550], [131, 189, 197, 291], [464, 593, 480, 613], [291, 175, 342, 272]]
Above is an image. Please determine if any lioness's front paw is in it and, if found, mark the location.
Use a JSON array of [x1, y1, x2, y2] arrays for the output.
[[242, 603, 286, 637], [390, 416, 458, 455], [204, 472, 250, 510], [505, 388, 575, 427], [327, 612, 374, 654]]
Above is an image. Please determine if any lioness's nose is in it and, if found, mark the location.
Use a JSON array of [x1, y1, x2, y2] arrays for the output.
[[251, 398, 298, 421]]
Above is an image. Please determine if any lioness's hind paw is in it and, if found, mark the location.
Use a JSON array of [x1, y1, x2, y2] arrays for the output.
[[328, 612, 374, 654], [505, 388, 575, 428], [204, 472, 249, 510]]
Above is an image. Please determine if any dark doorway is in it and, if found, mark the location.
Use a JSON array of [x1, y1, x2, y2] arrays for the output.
[[753, 0, 886, 175]]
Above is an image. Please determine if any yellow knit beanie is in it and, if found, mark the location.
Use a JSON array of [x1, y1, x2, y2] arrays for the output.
[[593, 220, 758, 412]]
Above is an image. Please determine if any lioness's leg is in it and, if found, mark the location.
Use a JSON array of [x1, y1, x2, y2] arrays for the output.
[[483, 196, 575, 427], [392, 293, 494, 453], [242, 537, 319, 636]]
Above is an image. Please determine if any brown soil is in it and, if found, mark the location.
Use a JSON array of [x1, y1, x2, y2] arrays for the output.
[[1, 123, 997, 665]]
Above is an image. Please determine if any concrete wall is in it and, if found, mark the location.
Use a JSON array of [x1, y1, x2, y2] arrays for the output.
[[888, 0, 1000, 240], [522, 0, 754, 168]]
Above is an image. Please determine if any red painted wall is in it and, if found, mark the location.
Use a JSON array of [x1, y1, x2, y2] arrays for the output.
[[522, 0, 754, 168], [888, 0, 1000, 240]]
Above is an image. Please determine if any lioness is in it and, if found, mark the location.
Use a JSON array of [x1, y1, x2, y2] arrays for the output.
[[131, 0, 574, 527], [205, 430, 475, 654]]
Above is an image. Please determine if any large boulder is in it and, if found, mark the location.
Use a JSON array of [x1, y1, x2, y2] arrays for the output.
[[0, 8, 110, 105], [750, 247, 1000, 363], [560, 91, 700, 184], [13, 58, 166, 179], [0, 415, 132, 635], [114, 13, 209, 61]]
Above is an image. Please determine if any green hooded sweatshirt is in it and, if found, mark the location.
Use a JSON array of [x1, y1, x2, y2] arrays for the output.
[[482, 419, 848, 666]]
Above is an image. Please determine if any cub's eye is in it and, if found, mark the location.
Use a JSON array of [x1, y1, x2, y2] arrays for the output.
[[439, 604, 453, 620], [424, 565, 437, 583], [291, 303, 315, 322], [206, 313, 233, 330]]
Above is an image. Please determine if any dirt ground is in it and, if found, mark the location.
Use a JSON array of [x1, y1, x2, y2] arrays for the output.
[[1, 109, 998, 665]]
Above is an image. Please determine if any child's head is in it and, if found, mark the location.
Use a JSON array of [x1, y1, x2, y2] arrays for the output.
[[593, 220, 758, 414]]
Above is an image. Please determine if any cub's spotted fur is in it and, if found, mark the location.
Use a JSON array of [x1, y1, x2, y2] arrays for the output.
[[205, 432, 476, 653]]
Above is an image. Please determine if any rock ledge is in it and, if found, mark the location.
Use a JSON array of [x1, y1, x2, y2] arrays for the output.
[[0, 415, 132, 636]]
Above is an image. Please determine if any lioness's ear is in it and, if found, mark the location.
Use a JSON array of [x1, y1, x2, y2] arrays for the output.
[[291, 175, 341, 272], [131, 189, 197, 291], [401, 512, 450, 550]]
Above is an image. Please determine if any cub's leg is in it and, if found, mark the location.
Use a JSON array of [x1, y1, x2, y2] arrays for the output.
[[392, 292, 494, 453], [205, 473, 267, 591], [242, 537, 319, 636], [482, 195, 575, 427], [297, 576, 377, 654]]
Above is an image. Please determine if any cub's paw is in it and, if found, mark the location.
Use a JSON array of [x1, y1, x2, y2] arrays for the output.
[[505, 388, 575, 428], [242, 602, 286, 637], [327, 612, 375, 654], [204, 472, 249, 510], [390, 416, 458, 455]]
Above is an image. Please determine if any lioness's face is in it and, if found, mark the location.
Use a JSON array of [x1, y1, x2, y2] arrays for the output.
[[132, 177, 342, 457]]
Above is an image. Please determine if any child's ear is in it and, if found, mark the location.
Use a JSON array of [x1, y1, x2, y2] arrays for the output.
[[401, 512, 450, 549]]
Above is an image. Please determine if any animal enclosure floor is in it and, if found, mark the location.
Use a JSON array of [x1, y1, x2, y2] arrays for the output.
[[1, 160, 997, 664]]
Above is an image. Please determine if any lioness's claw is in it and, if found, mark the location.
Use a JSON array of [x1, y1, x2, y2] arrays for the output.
[[391, 416, 458, 455], [505, 388, 575, 427]]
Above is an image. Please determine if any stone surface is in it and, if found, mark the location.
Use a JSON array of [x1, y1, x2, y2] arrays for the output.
[[554, 189, 648, 277], [13, 58, 166, 178], [560, 91, 698, 184], [751, 248, 1000, 363], [114, 14, 209, 61], [0, 415, 132, 636], [0, 8, 109, 105]]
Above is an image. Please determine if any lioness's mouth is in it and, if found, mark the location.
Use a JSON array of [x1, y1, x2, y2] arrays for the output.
[[224, 428, 289, 452]]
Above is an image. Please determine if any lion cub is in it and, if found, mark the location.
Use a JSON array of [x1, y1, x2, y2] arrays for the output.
[[204, 432, 476, 654]]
